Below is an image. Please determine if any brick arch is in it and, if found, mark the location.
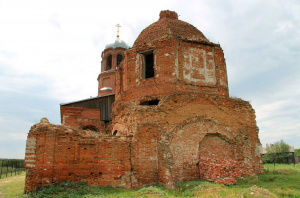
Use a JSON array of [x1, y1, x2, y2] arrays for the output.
[[167, 117, 234, 183], [199, 133, 235, 160], [168, 116, 234, 141], [82, 125, 98, 132], [111, 123, 127, 136]]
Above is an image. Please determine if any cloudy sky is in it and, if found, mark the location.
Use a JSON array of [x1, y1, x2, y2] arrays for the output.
[[0, 0, 299, 159]]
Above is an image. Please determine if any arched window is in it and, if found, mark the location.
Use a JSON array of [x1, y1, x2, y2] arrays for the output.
[[113, 130, 118, 136], [106, 54, 112, 70], [116, 54, 123, 67]]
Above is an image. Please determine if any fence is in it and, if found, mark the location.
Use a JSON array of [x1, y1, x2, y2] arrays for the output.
[[0, 159, 25, 179]]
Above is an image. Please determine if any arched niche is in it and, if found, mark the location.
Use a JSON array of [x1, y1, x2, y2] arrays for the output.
[[82, 125, 98, 132], [167, 117, 234, 182]]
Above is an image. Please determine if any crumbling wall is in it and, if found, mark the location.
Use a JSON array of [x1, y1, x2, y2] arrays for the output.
[[112, 94, 264, 187], [199, 157, 251, 185], [25, 118, 132, 193], [130, 124, 159, 188], [60, 106, 107, 133], [25, 67, 263, 194]]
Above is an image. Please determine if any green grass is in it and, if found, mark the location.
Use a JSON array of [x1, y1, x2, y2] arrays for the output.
[[0, 170, 25, 179], [232, 163, 300, 198], [0, 171, 26, 198], [1, 164, 300, 197]]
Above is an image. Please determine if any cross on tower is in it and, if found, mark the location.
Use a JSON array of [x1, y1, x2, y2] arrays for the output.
[[116, 24, 121, 39]]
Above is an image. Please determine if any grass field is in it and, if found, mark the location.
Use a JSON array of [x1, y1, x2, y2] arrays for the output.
[[0, 171, 26, 198], [0, 164, 299, 198], [0, 170, 25, 180]]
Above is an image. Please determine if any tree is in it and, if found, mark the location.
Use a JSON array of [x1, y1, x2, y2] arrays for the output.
[[264, 140, 290, 166], [295, 148, 300, 156]]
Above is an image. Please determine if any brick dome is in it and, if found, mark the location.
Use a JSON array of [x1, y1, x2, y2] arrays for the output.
[[133, 10, 209, 47]]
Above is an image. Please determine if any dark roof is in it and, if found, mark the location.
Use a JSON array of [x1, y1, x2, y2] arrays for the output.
[[60, 94, 115, 121], [60, 94, 114, 106]]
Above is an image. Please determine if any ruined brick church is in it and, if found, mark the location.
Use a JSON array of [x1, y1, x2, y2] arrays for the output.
[[25, 10, 264, 192]]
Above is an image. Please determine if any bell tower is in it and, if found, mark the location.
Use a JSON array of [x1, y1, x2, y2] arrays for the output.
[[97, 24, 130, 96]]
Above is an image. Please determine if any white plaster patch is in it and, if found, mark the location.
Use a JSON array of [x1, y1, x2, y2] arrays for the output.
[[25, 159, 35, 163], [183, 47, 216, 85], [135, 54, 142, 84]]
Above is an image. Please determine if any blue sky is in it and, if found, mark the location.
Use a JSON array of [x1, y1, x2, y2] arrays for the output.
[[0, 0, 299, 159]]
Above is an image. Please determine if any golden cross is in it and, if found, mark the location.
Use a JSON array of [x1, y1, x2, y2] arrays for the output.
[[116, 24, 121, 39]]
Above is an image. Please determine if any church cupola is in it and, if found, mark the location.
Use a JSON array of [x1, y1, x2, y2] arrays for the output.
[[97, 24, 130, 96]]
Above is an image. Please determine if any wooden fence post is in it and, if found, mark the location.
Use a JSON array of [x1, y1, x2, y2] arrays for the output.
[[6, 160, 8, 178], [11, 163, 13, 177], [0, 160, 3, 179]]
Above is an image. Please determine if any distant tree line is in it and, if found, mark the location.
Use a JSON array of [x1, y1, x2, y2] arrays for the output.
[[0, 159, 25, 178]]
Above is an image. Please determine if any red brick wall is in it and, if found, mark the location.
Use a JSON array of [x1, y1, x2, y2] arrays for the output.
[[115, 37, 229, 103], [97, 47, 126, 96], [25, 119, 132, 193], [111, 94, 264, 187], [101, 48, 126, 72], [26, 96, 263, 192], [130, 124, 159, 187], [199, 157, 251, 185], [97, 70, 116, 96], [60, 106, 105, 133]]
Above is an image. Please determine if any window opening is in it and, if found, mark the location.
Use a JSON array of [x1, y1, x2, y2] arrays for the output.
[[82, 125, 98, 132], [113, 130, 118, 136], [140, 99, 160, 106], [144, 52, 154, 78], [116, 54, 123, 67], [106, 54, 112, 70]]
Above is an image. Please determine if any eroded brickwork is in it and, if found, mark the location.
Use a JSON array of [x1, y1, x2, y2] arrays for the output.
[[111, 94, 263, 187], [60, 106, 104, 131], [25, 10, 263, 193], [25, 118, 132, 192]]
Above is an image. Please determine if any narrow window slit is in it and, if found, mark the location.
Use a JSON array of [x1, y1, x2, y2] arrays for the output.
[[140, 100, 160, 106]]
